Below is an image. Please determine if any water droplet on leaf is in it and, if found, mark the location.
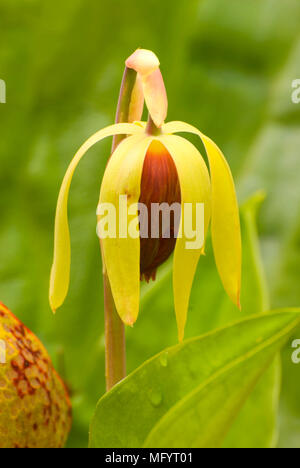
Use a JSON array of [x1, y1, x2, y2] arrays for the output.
[[160, 353, 168, 367], [148, 389, 162, 407]]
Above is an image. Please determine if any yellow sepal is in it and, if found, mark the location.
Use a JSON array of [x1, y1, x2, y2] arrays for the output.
[[49, 123, 143, 313], [158, 134, 211, 341], [99, 134, 153, 325], [163, 121, 242, 309]]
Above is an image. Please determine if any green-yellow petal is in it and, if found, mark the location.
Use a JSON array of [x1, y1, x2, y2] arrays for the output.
[[49, 123, 143, 313], [99, 134, 153, 325], [158, 134, 211, 341], [163, 121, 242, 309]]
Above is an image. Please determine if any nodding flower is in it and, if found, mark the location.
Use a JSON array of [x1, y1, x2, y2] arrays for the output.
[[49, 49, 241, 341]]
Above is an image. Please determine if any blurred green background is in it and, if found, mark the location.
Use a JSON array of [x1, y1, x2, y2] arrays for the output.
[[0, 0, 300, 448]]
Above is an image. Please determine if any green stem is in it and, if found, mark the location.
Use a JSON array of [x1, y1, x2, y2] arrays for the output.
[[102, 66, 138, 391]]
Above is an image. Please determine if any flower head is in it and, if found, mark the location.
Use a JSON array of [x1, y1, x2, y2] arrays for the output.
[[49, 49, 241, 341]]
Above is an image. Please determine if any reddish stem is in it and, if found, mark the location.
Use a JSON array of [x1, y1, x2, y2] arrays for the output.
[[102, 66, 138, 391]]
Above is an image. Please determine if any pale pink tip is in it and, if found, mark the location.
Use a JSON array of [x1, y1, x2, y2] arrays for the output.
[[126, 49, 160, 76]]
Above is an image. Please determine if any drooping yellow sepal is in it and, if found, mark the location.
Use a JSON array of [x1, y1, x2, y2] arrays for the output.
[[163, 121, 242, 309], [158, 134, 211, 341], [49, 123, 143, 313], [99, 134, 152, 325]]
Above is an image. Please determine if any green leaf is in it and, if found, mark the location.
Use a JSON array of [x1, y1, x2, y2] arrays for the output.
[[89, 309, 300, 448]]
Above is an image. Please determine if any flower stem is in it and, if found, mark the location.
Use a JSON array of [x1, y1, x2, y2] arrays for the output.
[[146, 114, 162, 136], [103, 269, 126, 391], [102, 66, 138, 391], [112, 67, 138, 150]]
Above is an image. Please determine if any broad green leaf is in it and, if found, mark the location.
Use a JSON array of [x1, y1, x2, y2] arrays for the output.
[[222, 356, 281, 448], [89, 310, 300, 448]]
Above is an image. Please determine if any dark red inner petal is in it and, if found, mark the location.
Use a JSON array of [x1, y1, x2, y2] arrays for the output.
[[139, 140, 181, 281]]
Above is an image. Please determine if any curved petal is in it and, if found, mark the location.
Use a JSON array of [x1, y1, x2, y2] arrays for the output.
[[158, 134, 211, 341], [49, 123, 143, 313], [162, 121, 242, 309], [126, 49, 168, 127], [99, 135, 153, 325], [142, 68, 168, 128]]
